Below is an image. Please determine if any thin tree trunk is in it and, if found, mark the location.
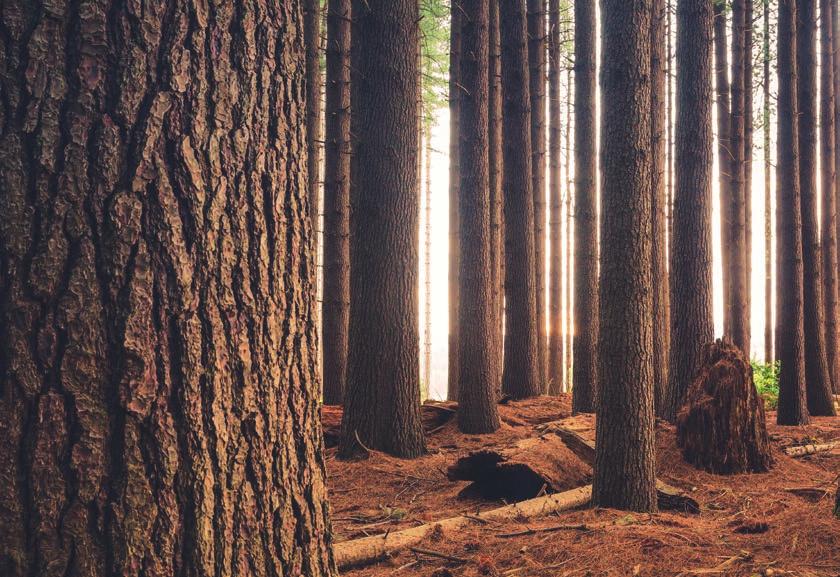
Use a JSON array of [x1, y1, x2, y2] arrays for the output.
[[665, 0, 716, 423], [549, 0, 565, 395], [323, 0, 352, 405], [667, 0, 675, 251], [594, 0, 657, 513], [0, 1, 337, 574], [424, 127, 433, 400], [714, 0, 733, 337], [835, 0, 840, 394], [306, 0, 323, 226], [765, 0, 774, 363], [821, 0, 840, 392], [573, 0, 599, 413], [457, 0, 500, 433], [652, 0, 670, 415], [565, 68, 574, 393], [745, 0, 754, 350], [340, 0, 426, 458], [490, 0, 505, 393], [796, 0, 837, 416], [449, 1, 462, 402], [500, 0, 541, 400], [776, 0, 811, 426]]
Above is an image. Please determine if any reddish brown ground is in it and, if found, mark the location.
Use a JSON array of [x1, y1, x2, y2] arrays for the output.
[[325, 395, 840, 577]]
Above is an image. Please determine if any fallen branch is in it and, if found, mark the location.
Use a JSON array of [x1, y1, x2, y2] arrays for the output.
[[495, 523, 590, 538], [408, 547, 468, 564], [333, 485, 592, 569], [783, 440, 840, 457]]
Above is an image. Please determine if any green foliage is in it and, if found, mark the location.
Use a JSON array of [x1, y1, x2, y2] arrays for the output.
[[751, 360, 780, 410], [419, 0, 450, 129]]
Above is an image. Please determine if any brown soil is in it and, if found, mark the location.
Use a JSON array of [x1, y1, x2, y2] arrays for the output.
[[325, 395, 840, 577]]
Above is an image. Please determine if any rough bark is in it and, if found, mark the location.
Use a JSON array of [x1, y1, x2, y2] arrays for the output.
[[490, 0, 505, 393], [764, 0, 774, 363], [529, 0, 548, 389], [340, 0, 426, 458], [305, 0, 323, 226], [665, 0, 716, 422], [573, 0, 599, 414], [676, 341, 773, 474], [0, 1, 336, 575], [448, 1, 462, 402], [548, 0, 564, 396], [565, 68, 574, 393], [457, 0, 500, 434], [796, 0, 837, 416], [776, 0, 811, 426], [500, 0, 541, 399], [593, 0, 657, 513], [745, 0, 754, 340], [821, 0, 840, 392], [652, 0, 670, 415], [323, 0, 352, 405], [730, 0, 750, 352], [835, 0, 840, 394]]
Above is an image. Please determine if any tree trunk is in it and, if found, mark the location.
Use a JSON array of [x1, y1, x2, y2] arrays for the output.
[[821, 0, 840, 393], [665, 0, 716, 423], [323, 0, 352, 405], [306, 0, 323, 227], [745, 0, 754, 349], [457, 0, 500, 434], [835, 0, 840, 394], [764, 0, 774, 363], [500, 0, 541, 400], [714, 0, 733, 337], [490, 0, 505, 393], [730, 0, 750, 352], [776, 0, 811, 426], [448, 1, 462, 402], [529, 0, 548, 390], [565, 68, 574, 393], [424, 126, 433, 400], [651, 0, 670, 416], [0, 1, 337, 575], [340, 0, 426, 458], [796, 0, 837, 416], [594, 0, 657, 513], [548, 0, 564, 396], [573, 0, 599, 413]]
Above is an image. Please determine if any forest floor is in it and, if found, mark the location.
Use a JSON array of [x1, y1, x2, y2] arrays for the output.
[[322, 395, 840, 577]]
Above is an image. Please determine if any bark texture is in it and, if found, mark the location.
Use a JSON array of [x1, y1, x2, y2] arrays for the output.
[[305, 0, 323, 225], [666, 0, 716, 422], [458, 0, 500, 434], [776, 0, 811, 426], [835, 0, 840, 394], [322, 0, 352, 405], [489, 0, 504, 393], [500, 0, 541, 399], [796, 0, 837, 416], [573, 0, 599, 414], [714, 0, 733, 337], [593, 0, 657, 513], [548, 0, 564, 395], [0, 1, 336, 575], [340, 0, 426, 458], [448, 1, 462, 402], [676, 341, 773, 474]]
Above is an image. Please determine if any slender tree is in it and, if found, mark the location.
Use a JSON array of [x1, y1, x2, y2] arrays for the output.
[[573, 0, 599, 413], [305, 0, 323, 225], [765, 0, 774, 363], [835, 0, 840, 394], [449, 1, 462, 401], [490, 0, 505, 389], [424, 126, 433, 399], [665, 0, 716, 422], [776, 0, 811, 425], [340, 0, 426, 458], [745, 0, 754, 337], [821, 0, 840, 391], [714, 0, 733, 336], [323, 0, 352, 405], [458, 0, 500, 433], [652, 0, 670, 413], [501, 0, 542, 399], [549, 0, 565, 395], [565, 68, 575, 393], [0, 1, 337, 574], [797, 0, 837, 416], [594, 0, 657, 513]]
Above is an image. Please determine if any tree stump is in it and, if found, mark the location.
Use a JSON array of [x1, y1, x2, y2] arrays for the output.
[[676, 340, 773, 474]]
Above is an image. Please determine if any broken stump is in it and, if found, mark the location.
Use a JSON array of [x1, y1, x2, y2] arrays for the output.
[[676, 340, 773, 474]]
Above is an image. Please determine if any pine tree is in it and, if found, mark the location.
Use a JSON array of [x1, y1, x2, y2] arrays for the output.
[[449, 1, 462, 401]]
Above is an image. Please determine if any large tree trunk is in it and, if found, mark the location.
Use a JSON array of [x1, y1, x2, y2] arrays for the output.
[[340, 0, 426, 458], [548, 0, 565, 396], [764, 0, 774, 363], [500, 0, 541, 399], [730, 0, 750, 352], [665, 0, 716, 422], [714, 0, 733, 337], [573, 0, 599, 413], [796, 0, 837, 416], [821, 0, 840, 393], [651, 0, 670, 416], [322, 0, 352, 405], [776, 0, 811, 426], [448, 1, 462, 402], [457, 0, 500, 434], [490, 0, 505, 394], [0, 1, 336, 575], [594, 0, 657, 513], [529, 0, 548, 389]]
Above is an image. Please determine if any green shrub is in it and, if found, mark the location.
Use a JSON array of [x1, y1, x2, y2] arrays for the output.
[[751, 360, 780, 410]]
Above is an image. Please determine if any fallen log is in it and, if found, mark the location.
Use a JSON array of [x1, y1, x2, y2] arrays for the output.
[[333, 485, 593, 569], [783, 440, 840, 457]]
